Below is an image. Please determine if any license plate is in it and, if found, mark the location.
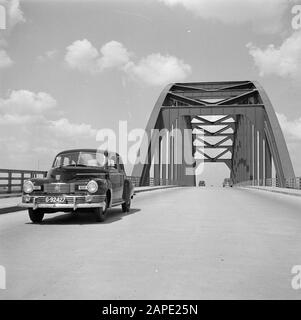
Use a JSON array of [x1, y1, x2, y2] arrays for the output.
[[45, 196, 66, 203]]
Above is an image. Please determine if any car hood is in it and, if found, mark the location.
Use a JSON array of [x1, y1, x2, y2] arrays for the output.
[[34, 167, 108, 184]]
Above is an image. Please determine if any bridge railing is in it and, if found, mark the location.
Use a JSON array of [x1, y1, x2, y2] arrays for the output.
[[236, 178, 301, 189], [126, 176, 175, 187], [0, 169, 47, 194], [0, 169, 173, 194]]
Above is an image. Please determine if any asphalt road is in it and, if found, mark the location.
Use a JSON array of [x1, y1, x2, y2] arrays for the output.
[[1, 187, 301, 299]]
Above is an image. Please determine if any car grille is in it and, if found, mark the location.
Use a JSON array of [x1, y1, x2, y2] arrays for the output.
[[76, 195, 104, 203], [44, 183, 71, 194]]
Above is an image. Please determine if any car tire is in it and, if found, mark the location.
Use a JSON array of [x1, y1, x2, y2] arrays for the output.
[[95, 197, 108, 222], [28, 209, 44, 223], [122, 199, 131, 213]]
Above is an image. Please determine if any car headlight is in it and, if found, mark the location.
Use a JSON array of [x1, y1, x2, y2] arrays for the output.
[[23, 180, 34, 194], [87, 180, 98, 193]]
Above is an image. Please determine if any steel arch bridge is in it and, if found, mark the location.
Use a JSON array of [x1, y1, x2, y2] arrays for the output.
[[132, 81, 295, 187]]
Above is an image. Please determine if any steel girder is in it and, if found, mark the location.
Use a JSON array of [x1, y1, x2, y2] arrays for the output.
[[132, 81, 295, 187]]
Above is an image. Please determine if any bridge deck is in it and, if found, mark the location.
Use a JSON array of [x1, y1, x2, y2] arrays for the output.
[[1, 187, 301, 299]]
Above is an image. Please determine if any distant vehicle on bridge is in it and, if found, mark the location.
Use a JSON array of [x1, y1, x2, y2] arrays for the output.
[[223, 178, 233, 187], [198, 180, 206, 187], [19, 149, 134, 223]]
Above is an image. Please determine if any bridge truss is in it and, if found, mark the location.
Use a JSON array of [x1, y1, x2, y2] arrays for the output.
[[132, 81, 295, 187]]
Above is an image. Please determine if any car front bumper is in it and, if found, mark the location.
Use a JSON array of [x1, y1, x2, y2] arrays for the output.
[[19, 195, 106, 211]]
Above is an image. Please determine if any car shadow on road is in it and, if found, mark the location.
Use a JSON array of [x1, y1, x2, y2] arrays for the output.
[[26, 207, 141, 225]]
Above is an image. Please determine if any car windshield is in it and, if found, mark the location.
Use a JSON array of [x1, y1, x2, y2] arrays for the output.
[[53, 151, 107, 168]]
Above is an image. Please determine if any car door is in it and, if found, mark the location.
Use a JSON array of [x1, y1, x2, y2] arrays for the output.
[[107, 153, 123, 203], [117, 154, 125, 198]]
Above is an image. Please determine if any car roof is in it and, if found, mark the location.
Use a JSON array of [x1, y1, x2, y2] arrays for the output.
[[56, 149, 120, 157]]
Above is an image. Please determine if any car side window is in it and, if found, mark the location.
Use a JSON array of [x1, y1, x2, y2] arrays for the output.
[[108, 154, 118, 170], [118, 156, 125, 172]]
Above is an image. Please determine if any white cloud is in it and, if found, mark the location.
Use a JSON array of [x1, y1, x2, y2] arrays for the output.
[[247, 31, 301, 79], [37, 49, 58, 62], [0, 90, 95, 137], [0, 89, 99, 169], [0, 49, 13, 68], [48, 118, 97, 138], [65, 39, 191, 85], [0, 0, 25, 29], [8, 0, 25, 28], [0, 113, 32, 125], [98, 41, 131, 70], [158, 0, 290, 33], [277, 112, 301, 141], [65, 39, 131, 73], [124, 53, 191, 86], [65, 39, 99, 73], [0, 90, 57, 114], [0, 0, 25, 67]]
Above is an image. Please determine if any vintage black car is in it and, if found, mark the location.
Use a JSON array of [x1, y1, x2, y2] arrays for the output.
[[19, 149, 134, 223], [222, 178, 233, 187], [198, 180, 206, 187]]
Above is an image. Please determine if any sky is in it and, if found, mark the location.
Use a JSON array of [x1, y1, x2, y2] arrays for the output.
[[0, 0, 301, 185]]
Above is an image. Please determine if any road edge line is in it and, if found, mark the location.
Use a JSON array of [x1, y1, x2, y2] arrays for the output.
[[240, 186, 301, 198]]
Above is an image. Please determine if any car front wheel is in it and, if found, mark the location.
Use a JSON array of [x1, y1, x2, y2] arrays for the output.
[[95, 197, 108, 222], [28, 208, 44, 223]]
